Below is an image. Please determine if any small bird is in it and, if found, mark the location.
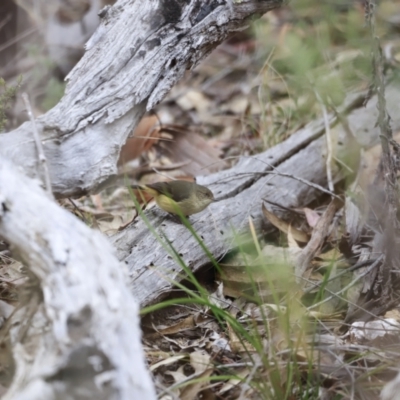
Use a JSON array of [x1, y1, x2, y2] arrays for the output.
[[132, 180, 214, 216]]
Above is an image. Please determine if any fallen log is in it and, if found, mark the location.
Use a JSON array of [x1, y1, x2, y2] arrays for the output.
[[0, 0, 283, 198], [112, 84, 400, 308]]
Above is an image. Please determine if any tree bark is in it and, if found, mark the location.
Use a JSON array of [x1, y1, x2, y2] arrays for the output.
[[0, 1, 285, 397], [111, 93, 360, 306], [0, 159, 156, 400], [112, 84, 400, 307], [0, 0, 283, 198]]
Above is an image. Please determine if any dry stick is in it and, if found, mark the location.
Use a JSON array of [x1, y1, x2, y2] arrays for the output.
[[364, 1, 400, 320], [315, 90, 335, 193], [22, 93, 53, 198], [252, 157, 334, 197], [0, 27, 37, 53], [0, 14, 12, 31], [295, 198, 342, 283], [299, 273, 399, 327], [238, 360, 262, 400], [307, 255, 383, 310], [67, 198, 90, 225], [366, 1, 397, 220], [237, 170, 341, 200]]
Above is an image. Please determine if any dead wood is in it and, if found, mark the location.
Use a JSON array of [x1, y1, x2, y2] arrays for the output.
[[0, 2, 298, 397], [110, 93, 363, 307], [111, 83, 400, 308], [0, 159, 156, 399], [0, 0, 283, 198], [296, 198, 343, 283]]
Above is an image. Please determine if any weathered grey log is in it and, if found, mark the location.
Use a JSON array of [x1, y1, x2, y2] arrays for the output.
[[112, 125, 338, 307], [0, 1, 286, 397], [112, 84, 400, 308], [0, 159, 156, 400], [0, 0, 283, 198], [111, 98, 351, 306]]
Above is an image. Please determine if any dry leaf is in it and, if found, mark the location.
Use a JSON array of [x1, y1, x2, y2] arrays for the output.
[[345, 197, 363, 245], [118, 115, 160, 164], [218, 245, 300, 299], [348, 319, 400, 343], [166, 366, 187, 384], [180, 368, 213, 400], [97, 215, 123, 235], [150, 354, 187, 372], [287, 225, 301, 248], [189, 350, 211, 375], [262, 203, 309, 243], [208, 282, 232, 309], [384, 309, 400, 322], [156, 315, 196, 336], [217, 368, 250, 395], [303, 207, 320, 228], [158, 125, 226, 175]]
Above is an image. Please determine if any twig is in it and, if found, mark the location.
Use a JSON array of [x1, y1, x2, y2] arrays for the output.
[[22, 93, 53, 198], [238, 360, 262, 400], [0, 27, 37, 53], [236, 169, 342, 200], [151, 167, 179, 181], [365, 0, 398, 223], [295, 198, 342, 283], [229, 154, 341, 199], [302, 258, 377, 295], [67, 198, 90, 225], [306, 255, 383, 310], [299, 273, 399, 326], [315, 90, 335, 193], [0, 14, 12, 32]]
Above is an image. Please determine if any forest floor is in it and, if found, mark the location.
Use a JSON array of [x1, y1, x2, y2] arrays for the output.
[[2, 0, 400, 399]]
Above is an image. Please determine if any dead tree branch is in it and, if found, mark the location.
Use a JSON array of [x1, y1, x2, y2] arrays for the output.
[[0, 0, 283, 198], [0, 159, 156, 400]]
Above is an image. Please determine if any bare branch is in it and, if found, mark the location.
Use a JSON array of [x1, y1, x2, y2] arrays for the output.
[[0, 158, 156, 400], [0, 0, 283, 198]]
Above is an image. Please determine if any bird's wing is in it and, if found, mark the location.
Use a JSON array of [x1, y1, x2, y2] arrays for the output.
[[146, 181, 191, 202]]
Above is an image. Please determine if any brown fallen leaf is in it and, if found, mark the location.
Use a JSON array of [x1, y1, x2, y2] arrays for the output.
[[149, 354, 187, 372], [296, 198, 343, 282], [156, 315, 196, 336], [180, 369, 213, 400], [287, 225, 301, 248], [158, 125, 227, 175], [262, 203, 309, 243], [118, 115, 160, 165]]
